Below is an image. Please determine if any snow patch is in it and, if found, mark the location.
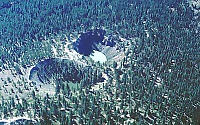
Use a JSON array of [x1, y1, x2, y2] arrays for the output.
[[90, 50, 107, 63]]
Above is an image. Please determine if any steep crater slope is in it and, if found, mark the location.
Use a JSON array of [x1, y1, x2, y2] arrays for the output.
[[29, 58, 103, 86], [73, 29, 124, 62]]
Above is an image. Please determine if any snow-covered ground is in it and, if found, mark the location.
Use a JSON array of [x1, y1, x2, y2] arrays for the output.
[[187, 0, 200, 15], [91, 72, 108, 91], [0, 117, 36, 124], [90, 50, 107, 63]]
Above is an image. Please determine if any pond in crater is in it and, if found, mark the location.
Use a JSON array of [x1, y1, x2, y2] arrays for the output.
[[73, 29, 116, 56], [90, 50, 107, 63]]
